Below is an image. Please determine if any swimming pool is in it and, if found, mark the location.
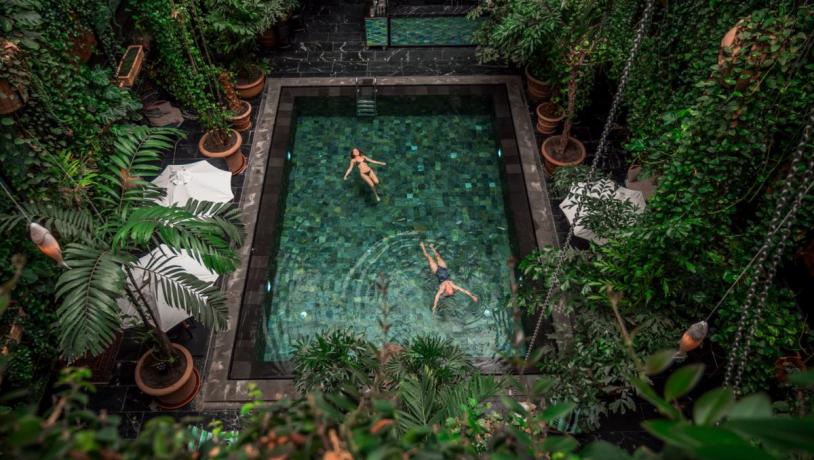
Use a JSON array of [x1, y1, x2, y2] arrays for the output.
[[231, 85, 538, 378]]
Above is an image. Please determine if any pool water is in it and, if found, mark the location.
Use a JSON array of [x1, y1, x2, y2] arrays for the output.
[[260, 95, 516, 363]]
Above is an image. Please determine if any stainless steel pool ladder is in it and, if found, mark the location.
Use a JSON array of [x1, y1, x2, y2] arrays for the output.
[[355, 77, 377, 117]]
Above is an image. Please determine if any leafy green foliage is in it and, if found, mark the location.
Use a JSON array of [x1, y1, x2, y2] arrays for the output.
[[133, 0, 229, 134], [199, 0, 299, 59], [292, 329, 379, 393], [0, 0, 141, 200], [385, 335, 474, 387], [1, 126, 243, 361]]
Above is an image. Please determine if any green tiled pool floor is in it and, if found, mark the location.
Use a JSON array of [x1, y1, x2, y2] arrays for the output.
[[390, 17, 480, 46], [261, 96, 515, 362]]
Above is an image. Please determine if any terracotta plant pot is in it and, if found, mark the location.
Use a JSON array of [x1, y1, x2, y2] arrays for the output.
[[229, 100, 252, 132], [718, 23, 775, 90], [235, 69, 266, 99], [775, 354, 806, 384], [541, 135, 586, 176], [536, 102, 564, 135], [198, 128, 246, 175], [258, 27, 277, 49], [135, 343, 200, 409], [525, 65, 554, 102], [0, 79, 25, 115], [625, 164, 658, 200], [70, 27, 97, 63]]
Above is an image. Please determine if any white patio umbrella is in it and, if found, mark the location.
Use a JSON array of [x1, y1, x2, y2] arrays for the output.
[[118, 245, 219, 331], [559, 179, 645, 245], [152, 160, 233, 206]]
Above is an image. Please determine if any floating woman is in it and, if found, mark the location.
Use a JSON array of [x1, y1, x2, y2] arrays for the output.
[[343, 147, 386, 201], [419, 242, 478, 315]]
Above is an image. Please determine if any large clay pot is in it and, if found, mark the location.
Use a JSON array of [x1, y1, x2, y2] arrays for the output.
[[235, 69, 266, 99], [198, 128, 246, 175], [718, 23, 775, 90], [775, 354, 806, 384], [229, 100, 252, 132], [258, 27, 277, 49], [541, 135, 586, 176], [70, 27, 97, 63], [625, 164, 658, 200], [525, 65, 554, 102], [0, 80, 25, 115], [135, 343, 200, 409], [536, 102, 564, 135]]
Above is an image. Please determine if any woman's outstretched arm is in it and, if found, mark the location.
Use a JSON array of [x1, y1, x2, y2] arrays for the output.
[[343, 160, 355, 179], [364, 156, 386, 165]]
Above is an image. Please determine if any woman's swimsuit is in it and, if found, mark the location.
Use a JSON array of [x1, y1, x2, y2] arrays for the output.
[[435, 267, 451, 283], [355, 158, 373, 175]]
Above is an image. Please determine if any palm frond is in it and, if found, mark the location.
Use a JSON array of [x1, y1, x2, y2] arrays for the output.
[[183, 199, 245, 248], [396, 369, 442, 433], [386, 335, 474, 386], [0, 203, 97, 244], [97, 125, 184, 213], [114, 202, 242, 274], [438, 375, 501, 421], [134, 255, 228, 331], [54, 244, 130, 361]]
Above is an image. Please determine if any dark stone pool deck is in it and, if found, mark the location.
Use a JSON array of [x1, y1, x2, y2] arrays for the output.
[[202, 75, 557, 408]]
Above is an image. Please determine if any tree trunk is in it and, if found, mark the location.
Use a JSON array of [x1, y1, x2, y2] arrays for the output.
[[124, 267, 175, 360], [559, 66, 579, 155]]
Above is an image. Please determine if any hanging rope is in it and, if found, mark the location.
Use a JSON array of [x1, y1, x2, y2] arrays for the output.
[[523, 0, 655, 366], [724, 107, 814, 393]]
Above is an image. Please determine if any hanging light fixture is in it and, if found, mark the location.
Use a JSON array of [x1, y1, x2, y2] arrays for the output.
[[29, 223, 68, 268]]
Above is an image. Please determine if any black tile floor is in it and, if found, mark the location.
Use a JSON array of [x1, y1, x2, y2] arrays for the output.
[[265, 0, 513, 78]]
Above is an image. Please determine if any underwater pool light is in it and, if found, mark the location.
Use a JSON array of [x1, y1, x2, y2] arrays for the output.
[[497, 148, 502, 158], [266, 281, 272, 292], [286, 151, 292, 160]]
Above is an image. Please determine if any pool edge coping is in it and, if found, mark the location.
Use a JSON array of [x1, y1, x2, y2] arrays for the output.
[[201, 75, 558, 409]]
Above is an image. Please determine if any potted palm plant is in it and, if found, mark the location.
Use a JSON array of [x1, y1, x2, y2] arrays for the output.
[[0, 125, 244, 407]]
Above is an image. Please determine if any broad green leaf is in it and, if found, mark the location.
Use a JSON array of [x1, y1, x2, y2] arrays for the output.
[[727, 393, 772, 420], [631, 377, 682, 419], [693, 387, 735, 425], [664, 364, 705, 401], [541, 435, 578, 453], [644, 350, 675, 375], [694, 444, 773, 460], [789, 369, 814, 387], [723, 417, 814, 453], [533, 377, 555, 395], [9, 415, 40, 446], [500, 396, 527, 417], [642, 420, 693, 447], [580, 440, 633, 460], [542, 402, 576, 422]]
